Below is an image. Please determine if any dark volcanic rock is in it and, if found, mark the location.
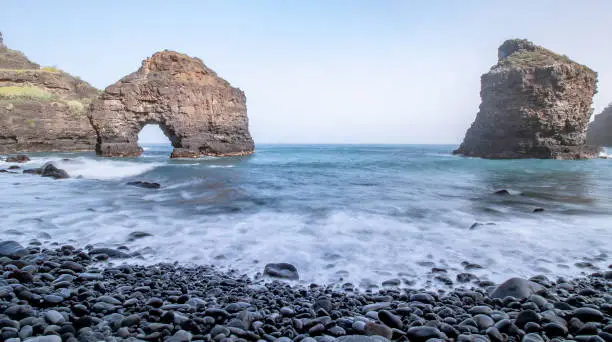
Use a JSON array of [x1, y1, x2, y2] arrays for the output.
[[40, 162, 69, 179], [587, 103, 612, 147], [263, 263, 299, 280], [89, 50, 254, 158], [0, 240, 27, 258], [0, 244, 607, 341], [6, 154, 30, 163], [0, 32, 99, 154], [126, 181, 161, 189], [490, 277, 544, 299], [454, 39, 599, 159]]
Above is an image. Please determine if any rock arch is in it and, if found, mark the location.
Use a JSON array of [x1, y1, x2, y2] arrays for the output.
[[89, 50, 254, 158]]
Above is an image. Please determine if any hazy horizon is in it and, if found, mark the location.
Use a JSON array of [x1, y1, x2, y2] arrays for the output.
[[2, 0, 611, 144]]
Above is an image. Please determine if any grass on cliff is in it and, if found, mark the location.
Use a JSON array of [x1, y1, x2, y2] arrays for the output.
[[498, 48, 592, 72], [66, 99, 86, 115], [40, 66, 61, 73], [0, 85, 55, 101]]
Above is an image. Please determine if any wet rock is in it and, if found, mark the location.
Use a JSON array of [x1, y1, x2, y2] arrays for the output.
[[126, 181, 161, 189], [0, 241, 27, 259], [494, 189, 510, 195], [6, 155, 30, 163], [406, 326, 444, 342], [338, 337, 391, 342], [378, 310, 402, 329], [522, 332, 544, 342], [490, 277, 544, 299], [88, 248, 130, 259], [263, 263, 299, 280], [365, 322, 393, 339], [23, 168, 41, 174], [573, 308, 604, 322], [533, 208, 545, 213], [40, 162, 69, 179], [127, 231, 153, 241], [516, 310, 541, 328]]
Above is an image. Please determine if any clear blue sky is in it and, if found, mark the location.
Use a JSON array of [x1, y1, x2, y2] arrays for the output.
[[2, 1, 611, 144]]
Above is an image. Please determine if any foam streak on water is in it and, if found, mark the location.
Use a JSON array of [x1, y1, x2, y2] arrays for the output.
[[0, 144, 611, 289]]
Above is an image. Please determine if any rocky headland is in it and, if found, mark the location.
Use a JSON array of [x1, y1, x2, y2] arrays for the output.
[[587, 104, 612, 147], [89, 50, 254, 158], [454, 39, 599, 159], [0, 241, 609, 341], [0, 32, 99, 154]]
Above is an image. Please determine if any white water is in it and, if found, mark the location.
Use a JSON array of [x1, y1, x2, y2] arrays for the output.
[[0, 145, 611, 289]]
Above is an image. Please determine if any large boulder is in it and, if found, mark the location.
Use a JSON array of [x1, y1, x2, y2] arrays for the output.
[[490, 277, 544, 299], [89, 50, 254, 158], [586, 103, 612, 147], [0, 32, 99, 153], [454, 39, 599, 159], [40, 162, 70, 179], [263, 263, 299, 280]]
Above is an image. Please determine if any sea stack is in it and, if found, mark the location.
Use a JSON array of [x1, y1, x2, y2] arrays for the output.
[[89, 50, 254, 158], [0, 32, 99, 153], [454, 39, 599, 159], [587, 104, 612, 147]]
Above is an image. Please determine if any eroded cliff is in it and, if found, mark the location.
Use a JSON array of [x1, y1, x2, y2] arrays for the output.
[[454, 39, 599, 159], [0, 32, 99, 153], [587, 104, 612, 147], [89, 50, 254, 158]]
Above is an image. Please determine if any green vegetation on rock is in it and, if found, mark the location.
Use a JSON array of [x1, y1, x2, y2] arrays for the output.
[[66, 99, 86, 115], [0, 85, 55, 101], [496, 39, 592, 72], [41, 66, 61, 73]]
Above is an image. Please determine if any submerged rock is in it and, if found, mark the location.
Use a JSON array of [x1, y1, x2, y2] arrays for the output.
[[40, 162, 69, 179], [0, 32, 99, 154], [263, 263, 299, 280], [22, 168, 41, 175], [454, 39, 599, 159], [89, 50, 254, 158], [126, 181, 161, 189], [6, 154, 30, 163]]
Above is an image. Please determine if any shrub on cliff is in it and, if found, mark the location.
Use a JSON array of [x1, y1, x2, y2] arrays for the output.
[[0, 85, 55, 101]]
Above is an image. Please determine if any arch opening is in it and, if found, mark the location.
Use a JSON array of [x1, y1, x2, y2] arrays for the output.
[[137, 123, 176, 157]]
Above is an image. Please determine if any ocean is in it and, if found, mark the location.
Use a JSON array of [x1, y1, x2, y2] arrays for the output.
[[1, 144, 610, 289]]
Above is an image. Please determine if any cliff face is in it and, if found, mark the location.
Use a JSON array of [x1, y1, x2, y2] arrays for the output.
[[89, 50, 254, 158], [454, 39, 599, 159], [586, 104, 612, 147], [0, 32, 99, 153]]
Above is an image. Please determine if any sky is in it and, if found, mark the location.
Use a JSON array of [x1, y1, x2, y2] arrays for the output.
[[1, 1, 611, 144]]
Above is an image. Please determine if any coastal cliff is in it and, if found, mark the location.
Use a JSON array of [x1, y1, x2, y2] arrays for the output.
[[0, 32, 99, 153], [454, 39, 599, 159], [89, 50, 254, 158], [587, 104, 612, 147]]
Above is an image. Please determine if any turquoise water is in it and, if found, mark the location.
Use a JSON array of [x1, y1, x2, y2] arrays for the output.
[[1, 144, 611, 288]]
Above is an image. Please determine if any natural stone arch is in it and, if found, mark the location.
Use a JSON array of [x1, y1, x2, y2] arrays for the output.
[[89, 50, 254, 158]]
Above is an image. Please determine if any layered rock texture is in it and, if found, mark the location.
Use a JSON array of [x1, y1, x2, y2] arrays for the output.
[[0, 32, 99, 153], [89, 50, 254, 158], [586, 104, 612, 147], [454, 39, 599, 159]]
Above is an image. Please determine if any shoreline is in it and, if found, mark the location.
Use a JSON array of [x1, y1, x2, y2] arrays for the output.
[[0, 241, 610, 341]]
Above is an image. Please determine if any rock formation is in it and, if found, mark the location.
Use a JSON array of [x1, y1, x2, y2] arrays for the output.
[[454, 39, 599, 159], [586, 104, 612, 147], [0, 32, 99, 153], [89, 50, 254, 158]]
